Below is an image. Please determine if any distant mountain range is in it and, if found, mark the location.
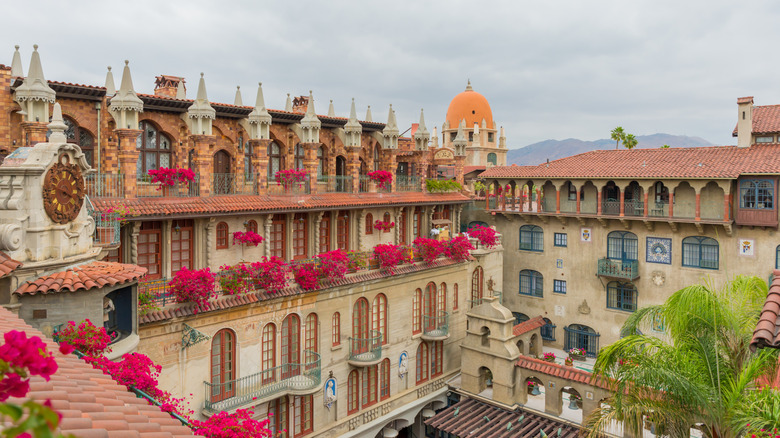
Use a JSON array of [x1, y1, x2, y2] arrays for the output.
[[507, 133, 715, 166]]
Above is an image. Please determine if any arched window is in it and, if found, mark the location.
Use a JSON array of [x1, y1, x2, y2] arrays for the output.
[[332, 312, 341, 347], [412, 289, 422, 334], [136, 121, 172, 177], [243, 139, 252, 179], [319, 212, 331, 253], [294, 143, 305, 170], [564, 324, 600, 357], [471, 267, 483, 307], [379, 358, 390, 400], [607, 231, 638, 261], [305, 313, 318, 370], [453, 283, 459, 310], [654, 181, 669, 203], [281, 314, 300, 378], [740, 179, 775, 210], [268, 142, 283, 181], [245, 220, 258, 234], [513, 312, 530, 324], [607, 282, 637, 312], [317, 146, 327, 181], [373, 145, 381, 171], [270, 214, 286, 259], [682, 236, 719, 269], [50, 116, 94, 167], [337, 211, 349, 251], [487, 152, 497, 165], [431, 341, 443, 377], [383, 212, 391, 233], [261, 323, 276, 384], [347, 370, 359, 415], [216, 222, 229, 249], [365, 213, 374, 235], [210, 329, 236, 402], [352, 298, 370, 354], [416, 342, 429, 384], [372, 294, 387, 344], [293, 395, 313, 436], [519, 270, 543, 297], [293, 213, 308, 260], [540, 318, 556, 341], [423, 283, 437, 332], [519, 225, 543, 252]]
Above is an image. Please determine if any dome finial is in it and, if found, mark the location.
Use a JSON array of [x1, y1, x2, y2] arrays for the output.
[[466, 79, 473, 91]]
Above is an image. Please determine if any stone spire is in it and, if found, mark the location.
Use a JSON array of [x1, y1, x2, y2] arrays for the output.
[[104, 66, 116, 96], [499, 126, 506, 149], [471, 122, 481, 148], [234, 86, 243, 106], [14, 45, 56, 123], [382, 104, 399, 149], [285, 93, 292, 112], [432, 126, 439, 148], [299, 90, 321, 143], [47, 103, 68, 144], [176, 80, 186, 99], [187, 73, 216, 135], [344, 98, 362, 148], [414, 108, 430, 151], [453, 119, 467, 156], [328, 100, 335, 117], [10, 45, 23, 77], [365, 105, 372, 122], [108, 60, 144, 129], [248, 82, 272, 140]]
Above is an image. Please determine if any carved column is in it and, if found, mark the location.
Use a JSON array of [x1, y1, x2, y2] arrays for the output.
[[643, 191, 649, 218], [264, 214, 273, 258], [536, 187, 542, 213], [456, 204, 463, 235], [358, 209, 367, 251], [205, 218, 215, 268], [116, 128, 142, 198], [619, 189, 625, 217], [191, 134, 216, 196], [668, 191, 674, 218], [130, 222, 141, 264], [597, 190, 602, 215], [314, 212, 324, 254], [388, 150, 398, 192]]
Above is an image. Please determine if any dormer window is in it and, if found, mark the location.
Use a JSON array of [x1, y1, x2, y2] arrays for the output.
[[740, 179, 774, 210], [756, 136, 774, 143]]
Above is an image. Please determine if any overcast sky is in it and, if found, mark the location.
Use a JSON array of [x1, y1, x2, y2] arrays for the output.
[[4, 0, 780, 147]]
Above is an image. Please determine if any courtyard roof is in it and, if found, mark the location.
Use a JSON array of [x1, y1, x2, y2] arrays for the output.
[[732, 104, 780, 136], [0, 251, 21, 278], [513, 315, 546, 336], [479, 144, 780, 180], [516, 355, 613, 391], [14, 261, 147, 296]]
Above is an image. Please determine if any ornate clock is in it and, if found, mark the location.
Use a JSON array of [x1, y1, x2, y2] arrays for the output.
[[42, 154, 85, 224]]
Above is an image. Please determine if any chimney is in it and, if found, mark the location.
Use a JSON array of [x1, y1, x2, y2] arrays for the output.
[[737, 96, 754, 148], [410, 123, 419, 137], [154, 75, 185, 98]]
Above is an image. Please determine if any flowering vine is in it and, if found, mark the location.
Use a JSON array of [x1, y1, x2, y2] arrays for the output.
[[316, 249, 349, 282], [275, 169, 307, 190], [232, 231, 264, 247], [373, 220, 395, 232], [367, 170, 393, 190], [191, 409, 272, 437], [413, 237, 445, 264], [100, 202, 137, 222], [218, 264, 252, 295], [468, 224, 498, 248], [54, 319, 111, 357], [373, 243, 412, 274], [293, 262, 319, 291], [444, 235, 474, 262], [169, 267, 217, 312], [248, 257, 289, 293], [148, 167, 196, 191]]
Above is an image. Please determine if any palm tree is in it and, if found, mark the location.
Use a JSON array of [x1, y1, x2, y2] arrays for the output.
[[622, 133, 638, 150], [584, 276, 780, 438], [611, 127, 625, 150]]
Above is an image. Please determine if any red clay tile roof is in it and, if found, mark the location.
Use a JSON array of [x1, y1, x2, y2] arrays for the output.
[[516, 355, 613, 391], [0, 307, 196, 437], [14, 262, 147, 296], [733, 104, 780, 136], [751, 269, 780, 351], [463, 166, 486, 175], [737, 96, 754, 104], [49, 80, 106, 90], [425, 398, 581, 438], [479, 144, 780, 179], [513, 315, 546, 336], [94, 192, 470, 219], [0, 251, 21, 278], [142, 258, 462, 324]]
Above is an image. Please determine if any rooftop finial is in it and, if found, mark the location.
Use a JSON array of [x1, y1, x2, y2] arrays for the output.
[[365, 105, 373, 122], [285, 93, 292, 112], [234, 85, 243, 106], [328, 99, 335, 117], [47, 103, 68, 143], [104, 66, 116, 96], [11, 45, 23, 77], [466, 79, 473, 91]]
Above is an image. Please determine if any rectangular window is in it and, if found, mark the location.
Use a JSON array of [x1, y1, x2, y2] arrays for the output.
[[331, 313, 340, 347], [319, 213, 330, 254], [740, 179, 775, 210], [756, 135, 774, 143], [488, 132, 494, 143], [170, 219, 193, 275], [361, 366, 377, 408], [412, 291, 421, 334], [337, 211, 349, 251], [379, 360, 390, 400], [568, 184, 577, 201], [293, 213, 308, 260], [431, 341, 443, 377], [293, 395, 313, 437], [553, 280, 567, 294], [554, 233, 567, 247], [607, 284, 637, 312], [270, 214, 286, 259], [138, 222, 162, 279]]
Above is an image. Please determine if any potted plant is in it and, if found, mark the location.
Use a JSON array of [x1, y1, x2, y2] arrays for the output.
[[218, 264, 252, 295], [564, 356, 574, 367], [373, 219, 395, 233], [467, 225, 498, 248], [568, 347, 587, 361], [275, 169, 308, 192], [367, 170, 393, 191], [232, 230, 264, 247], [542, 352, 556, 363]]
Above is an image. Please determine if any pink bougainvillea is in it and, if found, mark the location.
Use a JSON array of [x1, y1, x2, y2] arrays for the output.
[[413, 237, 445, 264], [468, 224, 498, 248], [0, 330, 58, 402], [232, 231, 264, 247], [367, 170, 393, 190], [275, 169, 307, 190], [169, 267, 217, 312], [148, 167, 195, 190], [373, 220, 395, 232], [373, 243, 412, 274], [249, 257, 289, 293], [316, 249, 349, 282], [218, 264, 252, 295], [444, 235, 474, 262], [293, 262, 319, 291], [191, 408, 272, 438], [55, 319, 111, 357]]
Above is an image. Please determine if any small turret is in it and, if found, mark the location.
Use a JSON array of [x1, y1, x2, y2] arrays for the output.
[[414, 109, 430, 151], [453, 119, 467, 156], [327, 100, 335, 117], [285, 93, 293, 112], [365, 105, 373, 122], [176, 80, 186, 99], [108, 60, 144, 130], [104, 66, 116, 97], [299, 90, 321, 143], [432, 126, 439, 148], [499, 126, 506, 149], [10, 45, 23, 78], [187, 73, 216, 135], [13, 45, 56, 123], [47, 103, 68, 144], [234, 86, 243, 106], [344, 98, 362, 148], [248, 82, 272, 140], [382, 104, 399, 149]]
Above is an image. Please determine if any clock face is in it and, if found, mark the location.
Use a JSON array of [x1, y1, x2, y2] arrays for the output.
[[42, 155, 85, 224]]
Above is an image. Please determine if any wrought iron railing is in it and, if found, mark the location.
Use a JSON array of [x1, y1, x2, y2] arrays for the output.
[[396, 175, 422, 192], [85, 173, 125, 198], [136, 174, 200, 197], [358, 176, 391, 193], [541, 322, 556, 341], [597, 258, 639, 281], [204, 350, 321, 412], [319, 175, 353, 193], [623, 200, 644, 216], [266, 174, 311, 195], [601, 199, 620, 215], [348, 329, 382, 363], [211, 173, 257, 195], [422, 311, 449, 338], [649, 201, 668, 217], [85, 196, 120, 246], [564, 326, 600, 358]]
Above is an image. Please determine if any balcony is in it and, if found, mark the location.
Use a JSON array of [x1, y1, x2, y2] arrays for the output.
[[211, 173, 258, 195], [422, 311, 449, 341], [267, 175, 311, 195], [348, 330, 383, 366], [137, 175, 200, 197], [86, 173, 124, 198], [203, 350, 321, 412], [85, 196, 120, 247], [318, 175, 353, 193], [396, 175, 422, 192], [359, 175, 391, 193], [597, 258, 639, 281]]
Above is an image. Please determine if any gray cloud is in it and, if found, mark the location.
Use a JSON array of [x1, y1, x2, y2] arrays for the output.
[[4, 0, 780, 147]]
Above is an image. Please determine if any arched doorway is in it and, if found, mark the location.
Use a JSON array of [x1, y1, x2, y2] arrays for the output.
[[335, 155, 347, 192], [213, 150, 232, 194]]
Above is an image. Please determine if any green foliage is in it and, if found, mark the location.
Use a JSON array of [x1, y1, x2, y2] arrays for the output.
[[0, 400, 71, 438], [661, 144, 670, 149], [138, 287, 160, 317], [622, 133, 638, 150], [426, 179, 462, 193], [583, 275, 780, 438], [611, 126, 625, 150], [473, 181, 486, 193]]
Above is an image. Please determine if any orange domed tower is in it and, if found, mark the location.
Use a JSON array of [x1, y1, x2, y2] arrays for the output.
[[442, 81, 506, 167]]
